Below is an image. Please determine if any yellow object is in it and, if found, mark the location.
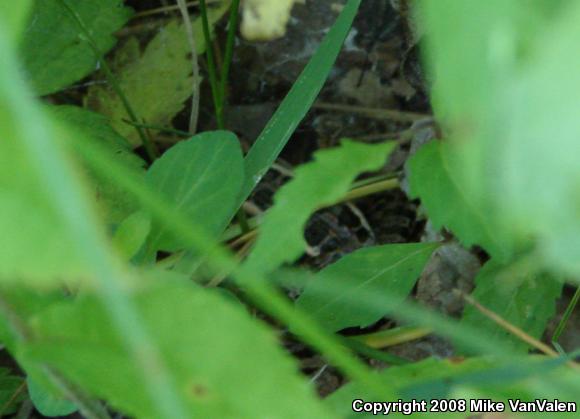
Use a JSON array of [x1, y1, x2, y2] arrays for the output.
[[241, 0, 305, 41]]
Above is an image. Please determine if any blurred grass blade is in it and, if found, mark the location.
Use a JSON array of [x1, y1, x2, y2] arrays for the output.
[[0, 0, 31, 42], [237, 0, 361, 207], [72, 136, 397, 402], [0, 23, 189, 419]]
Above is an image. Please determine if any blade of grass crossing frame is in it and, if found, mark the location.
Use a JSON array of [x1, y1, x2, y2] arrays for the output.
[[73, 136, 527, 402], [237, 0, 361, 207], [72, 138, 397, 402], [0, 26, 188, 419]]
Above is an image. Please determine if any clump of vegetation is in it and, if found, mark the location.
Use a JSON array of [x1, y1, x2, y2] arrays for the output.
[[0, 0, 578, 417]]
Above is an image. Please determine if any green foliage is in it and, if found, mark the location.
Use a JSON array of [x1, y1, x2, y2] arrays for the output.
[[0, 369, 25, 415], [409, 140, 510, 260], [296, 243, 438, 332], [27, 377, 78, 417], [25, 282, 333, 419], [417, 0, 580, 277], [86, 3, 229, 145], [113, 211, 151, 260], [459, 260, 563, 354], [0, 0, 578, 417], [239, 0, 362, 206], [325, 355, 576, 418], [51, 106, 146, 224], [145, 131, 243, 253], [245, 140, 394, 274], [0, 0, 31, 42], [19, 0, 132, 95]]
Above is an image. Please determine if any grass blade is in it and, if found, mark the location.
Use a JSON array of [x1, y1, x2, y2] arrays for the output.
[[237, 0, 361, 206]]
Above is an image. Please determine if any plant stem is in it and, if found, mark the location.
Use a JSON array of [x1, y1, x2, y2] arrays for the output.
[[350, 326, 432, 348], [134, 0, 222, 18], [200, 0, 248, 233], [56, 0, 159, 162], [176, 0, 201, 134], [219, 0, 239, 103], [198, 0, 224, 128], [122, 119, 192, 137], [341, 337, 410, 365], [552, 285, 580, 354], [313, 102, 429, 123]]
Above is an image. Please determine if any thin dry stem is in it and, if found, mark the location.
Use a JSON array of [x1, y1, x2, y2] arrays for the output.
[[176, 0, 201, 134]]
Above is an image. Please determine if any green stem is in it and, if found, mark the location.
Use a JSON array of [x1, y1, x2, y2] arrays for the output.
[[219, 0, 239, 103], [56, 0, 159, 162], [341, 337, 410, 365], [198, 0, 224, 128], [205, 0, 248, 232], [552, 285, 580, 354], [122, 119, 192, 137]]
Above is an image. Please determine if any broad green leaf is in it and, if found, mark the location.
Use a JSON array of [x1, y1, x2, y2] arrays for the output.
[[458, 260, 563, 354], [296, 243, 438, 332], [145, 131, 243, 252], [19, 0, 132, 95], [0, 368, 25, 415], [238, 0, 361, 207], [419, 1, 580, 276], [490, 1, 580, 276], [51, 106, 146, 224], [408, 141, 510, 260], [86, 2, 229, 145], [0, 0, 32, 43], [27, 377, 78, 417], [244, 140, 394, 274], [25, 282, 333, 419], [112, 211, 151, 260]]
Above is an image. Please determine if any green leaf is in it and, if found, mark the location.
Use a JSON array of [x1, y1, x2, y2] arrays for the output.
[[27, 377, 78, 417], [86, 2, 229, 145], [51, 106, 146, 224], [244, 140, 394, 275], [0, 368, 25, 416], [112, 211, 151, 260], [25, 282, 333, 419], [296, 243, 438, 332], [458, 260, 563, 354], [19, 0, 132, 95], [419, 1, 580, 276], [145, 131, 244, 252], [489, 2, 580, 276], [238, 0, 361, 206], [408, 141, 510, 260], [176, 0, 361, 274], [0, 0, 32, 43]]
